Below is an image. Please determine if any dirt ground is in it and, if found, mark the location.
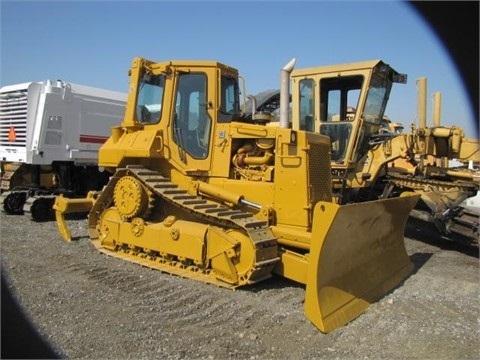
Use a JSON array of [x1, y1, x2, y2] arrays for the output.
[[1, 211, 479, 360]]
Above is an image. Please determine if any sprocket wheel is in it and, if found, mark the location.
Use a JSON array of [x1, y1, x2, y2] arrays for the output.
[[113, 176, 152, 220]]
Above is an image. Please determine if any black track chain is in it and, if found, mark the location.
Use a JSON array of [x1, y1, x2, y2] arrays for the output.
[[388, 173, 478, 193]]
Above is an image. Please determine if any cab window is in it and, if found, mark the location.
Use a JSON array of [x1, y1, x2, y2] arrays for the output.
[[363, 74, 390, 124], [319, 76, 362, 123], [173, 73, 211, 159], [318, 75, 362, 163], [136, 73, 165, 124], [218, 75, 241, 122], [298, 79, 315, 132]]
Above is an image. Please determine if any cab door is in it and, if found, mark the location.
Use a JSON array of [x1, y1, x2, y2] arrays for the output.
[[170, 71, 213, 173]]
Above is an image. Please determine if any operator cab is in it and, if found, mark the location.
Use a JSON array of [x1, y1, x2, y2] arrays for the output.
[[291, 60, 406, 165], [131, 59, 242, 164]]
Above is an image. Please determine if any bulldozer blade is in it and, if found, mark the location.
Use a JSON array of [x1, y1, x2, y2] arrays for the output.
[[52, 193, 96, 242], [304, 194, 419, 333]]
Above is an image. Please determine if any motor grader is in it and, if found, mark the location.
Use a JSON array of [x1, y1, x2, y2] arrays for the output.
[[53, 56, 419, 334], [287, 64, 479, 244]]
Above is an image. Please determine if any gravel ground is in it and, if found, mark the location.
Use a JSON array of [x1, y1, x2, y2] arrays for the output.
[[1, 211, 479, 360]]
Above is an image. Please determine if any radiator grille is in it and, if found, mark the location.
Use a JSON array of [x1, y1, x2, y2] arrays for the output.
[[0, 88, 28, 147], [307, 141, 332, 204]]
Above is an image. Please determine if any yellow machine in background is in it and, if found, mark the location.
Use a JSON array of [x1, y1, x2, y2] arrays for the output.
[[379, 115, 404, 135], [288, 64, 479, 243], [54, 57, 419, 333]]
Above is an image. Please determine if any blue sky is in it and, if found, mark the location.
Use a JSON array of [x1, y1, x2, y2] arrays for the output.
[[1, 0, 477, 137]]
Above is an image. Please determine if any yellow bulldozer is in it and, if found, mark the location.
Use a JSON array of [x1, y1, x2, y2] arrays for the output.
[[53, 57, 420, 333], [286, 64, 479, 244]]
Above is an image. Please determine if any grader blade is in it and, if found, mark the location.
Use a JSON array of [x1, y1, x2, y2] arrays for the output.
[[52, 192, 97, 242], [304, 194, 419, 333]]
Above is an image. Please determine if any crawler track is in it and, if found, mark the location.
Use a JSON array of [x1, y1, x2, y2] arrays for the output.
[[88, 165, 280, 288], [390, 173, 479, 244]]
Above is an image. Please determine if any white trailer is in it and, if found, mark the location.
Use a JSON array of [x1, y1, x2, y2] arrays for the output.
[[0, 79, 126, 220]]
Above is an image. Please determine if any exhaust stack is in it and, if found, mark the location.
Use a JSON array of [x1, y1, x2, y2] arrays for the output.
[[247, 95, 257, 121], [433, 92, 442, 127], [280, 58, 296, 129], [417, 77, 427, 129]]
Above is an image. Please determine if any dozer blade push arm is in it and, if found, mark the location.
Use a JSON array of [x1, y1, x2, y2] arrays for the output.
[[304, 193, 419, 333], [53, 192, 97, 242]]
